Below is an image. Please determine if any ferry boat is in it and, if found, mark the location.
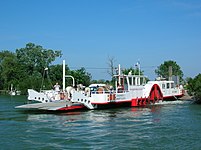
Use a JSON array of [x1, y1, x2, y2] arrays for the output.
[[15, 60, 184, 111]]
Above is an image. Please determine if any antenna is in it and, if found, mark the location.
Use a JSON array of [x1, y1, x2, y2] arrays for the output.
[[63, 60, 66, 91]]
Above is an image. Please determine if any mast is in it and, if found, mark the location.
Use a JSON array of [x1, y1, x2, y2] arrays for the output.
[[63, 60, 65, 91], [138, 61, 140, 85], [118, 64, 121, 85]]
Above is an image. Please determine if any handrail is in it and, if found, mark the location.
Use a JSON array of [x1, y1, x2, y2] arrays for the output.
[[65, 75, 75, 87]]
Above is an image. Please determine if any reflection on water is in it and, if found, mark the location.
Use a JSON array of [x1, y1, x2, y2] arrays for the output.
[[26, 106, 159, 124]]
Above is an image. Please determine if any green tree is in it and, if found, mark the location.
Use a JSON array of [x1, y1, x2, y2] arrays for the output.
[[0, 43, 63, 93], [122, 67, 143, 75], [69, 68, 92, 86], [16, 43, 62, 76], [186, 74, 201, 103], [14, 43, 62, 93], [0, 50, 22, 90], [91, 79, 110, 84], [48, 64, 70, 88], [0, 50, 15, 63], [0, 44, 94, 94], [155, 60, 183, 81]]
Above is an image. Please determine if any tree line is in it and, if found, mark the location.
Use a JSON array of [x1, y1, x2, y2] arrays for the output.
[[1, 42, 200, 102], [186, 74, 201, 103], [0, 43, 92, 94]]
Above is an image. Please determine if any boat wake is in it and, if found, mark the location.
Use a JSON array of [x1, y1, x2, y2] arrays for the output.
[[153, 100, 191, 105]]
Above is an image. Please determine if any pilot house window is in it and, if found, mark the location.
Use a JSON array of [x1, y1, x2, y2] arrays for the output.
[[167, 83, 170, 89]]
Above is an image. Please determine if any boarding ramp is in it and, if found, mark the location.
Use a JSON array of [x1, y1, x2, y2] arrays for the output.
[[71, 91, 95, 109]]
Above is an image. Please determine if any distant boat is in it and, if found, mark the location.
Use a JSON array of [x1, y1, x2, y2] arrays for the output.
[[16, 90, 21, 95], [15, 60, 184, 111], [9, 91, 16, 96], [9, 84, 16, 96], [9, 84, 21, 96]]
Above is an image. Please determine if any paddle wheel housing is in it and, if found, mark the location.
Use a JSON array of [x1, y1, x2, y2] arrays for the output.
[[148, 84, 163, 103]]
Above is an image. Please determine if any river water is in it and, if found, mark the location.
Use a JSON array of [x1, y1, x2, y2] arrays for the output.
[[0, 95, 201, 150]]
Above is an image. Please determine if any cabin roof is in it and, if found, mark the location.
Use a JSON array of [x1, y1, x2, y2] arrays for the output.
[[89, 84, 106, 88]]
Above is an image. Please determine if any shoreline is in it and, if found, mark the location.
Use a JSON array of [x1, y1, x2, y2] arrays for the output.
[[180, 90, 193, 100]]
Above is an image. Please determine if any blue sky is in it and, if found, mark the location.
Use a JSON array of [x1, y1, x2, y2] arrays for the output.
[[0, 0, 201, 80]]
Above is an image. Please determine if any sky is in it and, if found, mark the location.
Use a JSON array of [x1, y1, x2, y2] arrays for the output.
[[0, 0, 201, 80]]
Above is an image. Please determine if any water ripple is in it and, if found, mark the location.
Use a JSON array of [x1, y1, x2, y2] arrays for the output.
[[1, 96, 201, 149]]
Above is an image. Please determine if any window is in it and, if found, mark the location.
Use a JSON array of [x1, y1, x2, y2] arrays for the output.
[[167, 83, 170, 89], [128, 77, 132, 85], [171, 83, 174, 88]]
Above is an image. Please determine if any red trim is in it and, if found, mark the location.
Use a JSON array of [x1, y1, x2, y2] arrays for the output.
[[57, 105, 86, 111], [92, 98, 148, 106], [131, 97, 147, 106], [56, 92, 184, 111], [91, 102, 110, 105], [91, 99, 132, 105]]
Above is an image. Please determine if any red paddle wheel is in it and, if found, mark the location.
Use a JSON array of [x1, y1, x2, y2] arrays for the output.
[[148, 84, 163, 103]]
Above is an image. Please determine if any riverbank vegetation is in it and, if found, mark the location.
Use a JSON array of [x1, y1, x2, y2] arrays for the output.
[[186, 74, 201, 103], [155, 60, 184, 82], [0, 43, 91, 94], [1, 42, 198, 99]]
